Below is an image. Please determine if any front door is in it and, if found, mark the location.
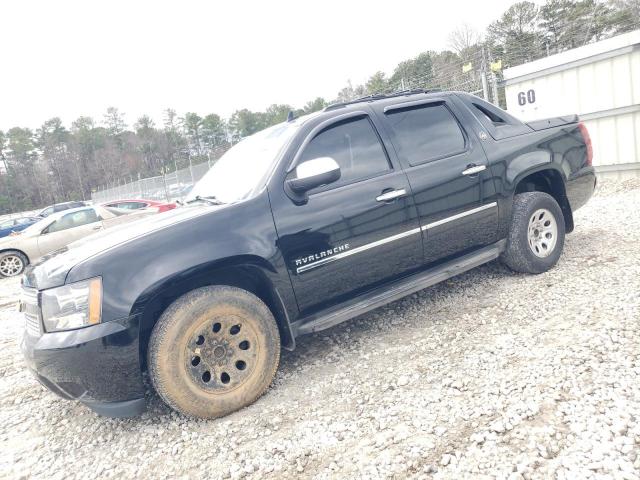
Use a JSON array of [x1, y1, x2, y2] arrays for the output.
[[374, 98, 499, 265], [270, 113, 423, 317], [37, 208, 103, 257]]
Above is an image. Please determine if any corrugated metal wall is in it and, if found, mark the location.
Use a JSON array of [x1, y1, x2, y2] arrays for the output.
[[503, 31, 640, 175]]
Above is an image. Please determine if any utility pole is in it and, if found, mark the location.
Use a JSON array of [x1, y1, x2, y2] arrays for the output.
[[481, 46, 490, 101], [487, 48, 500, 106], [490, 71, 499, 106]]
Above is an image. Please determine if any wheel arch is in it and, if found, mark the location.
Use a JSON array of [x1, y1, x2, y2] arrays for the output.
[[513, 167, 574, 233], [134, 255, 295, 370]]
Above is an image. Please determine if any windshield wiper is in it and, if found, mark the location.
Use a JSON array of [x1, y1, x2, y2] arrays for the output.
[[185, 195, 225, 206]]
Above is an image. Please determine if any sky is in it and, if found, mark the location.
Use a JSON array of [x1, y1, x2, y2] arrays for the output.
[[0, 0, 518, 131]]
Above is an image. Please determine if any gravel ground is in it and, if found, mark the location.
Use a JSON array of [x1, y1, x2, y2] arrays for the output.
[[1, 180, 639, 480]]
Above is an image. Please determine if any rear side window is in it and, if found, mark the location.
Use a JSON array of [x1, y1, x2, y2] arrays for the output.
[[298, 116, 390, 190], [107, 202, 147, 209], [385, 103, 466, 166]]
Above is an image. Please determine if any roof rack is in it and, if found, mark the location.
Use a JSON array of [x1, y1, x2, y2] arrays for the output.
[[324, 88, 440, 112]]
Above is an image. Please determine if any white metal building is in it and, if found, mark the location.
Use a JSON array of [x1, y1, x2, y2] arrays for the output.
[[503, 30, 640, 178]]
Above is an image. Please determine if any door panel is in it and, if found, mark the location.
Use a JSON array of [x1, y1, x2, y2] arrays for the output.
[[405, 154, 498, 264], [270, 113, 422, 317], [272, 171, 421, 316], [37, 209, 103, 257], [374, 99, 499, 265]]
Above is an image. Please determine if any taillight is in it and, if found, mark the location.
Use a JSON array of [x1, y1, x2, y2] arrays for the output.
[[578, 122, 593, 167]]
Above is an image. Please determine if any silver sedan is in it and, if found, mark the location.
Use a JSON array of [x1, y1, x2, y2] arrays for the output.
[[0, 205, 153, 277]]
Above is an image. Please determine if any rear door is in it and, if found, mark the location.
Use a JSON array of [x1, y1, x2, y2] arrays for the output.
[[270, 111, 423, 317], [374, 98, 499, 265]]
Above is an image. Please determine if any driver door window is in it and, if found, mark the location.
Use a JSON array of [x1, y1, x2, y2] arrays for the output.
[[297, 116, 391, 192]]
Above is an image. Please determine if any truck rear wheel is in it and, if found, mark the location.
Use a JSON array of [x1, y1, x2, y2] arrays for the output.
[[148, 286, 280, 418], [501, 192, 565, 274]]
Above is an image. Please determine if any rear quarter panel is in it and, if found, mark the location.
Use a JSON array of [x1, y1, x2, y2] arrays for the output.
[[480, 123, 591, 237]]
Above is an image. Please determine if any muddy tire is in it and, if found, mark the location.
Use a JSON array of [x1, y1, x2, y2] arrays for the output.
[[0, 250, 28, 278], [501, 192, 565, 274], [148, 286, 280, 419]]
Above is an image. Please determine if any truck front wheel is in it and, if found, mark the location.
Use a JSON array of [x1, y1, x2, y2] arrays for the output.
[[148, 286, 281, 418], [501, 192, 566, 274]]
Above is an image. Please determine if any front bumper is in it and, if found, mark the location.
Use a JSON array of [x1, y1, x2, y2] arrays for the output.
[[21, 314, 146, 417]]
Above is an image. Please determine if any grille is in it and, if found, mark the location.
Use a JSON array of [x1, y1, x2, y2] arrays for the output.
[[21, 287, 42, 337]]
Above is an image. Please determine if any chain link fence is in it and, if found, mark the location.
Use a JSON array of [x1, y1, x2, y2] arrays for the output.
[[91, 68, 502, 205], [91, 161, 213, 204]]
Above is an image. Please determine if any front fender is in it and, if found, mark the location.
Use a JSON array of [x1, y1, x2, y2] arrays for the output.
[[65, 194, 294, 323]]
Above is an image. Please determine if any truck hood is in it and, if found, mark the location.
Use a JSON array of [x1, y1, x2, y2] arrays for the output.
[[24, 204, 219, 289]]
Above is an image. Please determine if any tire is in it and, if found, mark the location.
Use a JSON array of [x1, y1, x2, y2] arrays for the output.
[[148, 286, 281, 419], [501, 192, 565, 274], [0, 250, 28, 278]]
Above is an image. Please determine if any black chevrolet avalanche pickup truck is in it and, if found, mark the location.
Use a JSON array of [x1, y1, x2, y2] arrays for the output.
[[19, 90, 596, 418]]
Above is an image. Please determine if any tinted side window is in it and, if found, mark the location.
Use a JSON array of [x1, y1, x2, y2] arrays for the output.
[[298, 117, 390, 190], [385, 103, 466, 166], [119, 202, 148, 209]]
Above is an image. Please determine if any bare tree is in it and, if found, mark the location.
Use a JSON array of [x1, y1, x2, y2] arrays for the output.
[[448, 24, 480, 55]]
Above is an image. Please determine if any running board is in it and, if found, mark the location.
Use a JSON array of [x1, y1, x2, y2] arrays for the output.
[[292, 240, 506, 336]]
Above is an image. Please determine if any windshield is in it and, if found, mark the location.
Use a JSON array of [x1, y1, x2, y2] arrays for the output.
[[19, 216, 53, 236], [185, 119, 305, 204]]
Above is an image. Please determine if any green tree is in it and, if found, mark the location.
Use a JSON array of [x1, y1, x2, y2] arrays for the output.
[[487, 1, 543, 66], [389, 52, 434, 90], [162, 108, 186, 168], [201, 113, 227, 154], [103, 107, 127, 136], [36, 118, 74, 201], [264, 104, 293, 126], [365, 71, 389, 94], [182, 112, 204, 157], [303, 97, 327, 113], [229, 109, 267, 140], [134, 115, 163, 174]]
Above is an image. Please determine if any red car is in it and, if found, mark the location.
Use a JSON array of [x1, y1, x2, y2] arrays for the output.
[[101, 199, 177, 213]]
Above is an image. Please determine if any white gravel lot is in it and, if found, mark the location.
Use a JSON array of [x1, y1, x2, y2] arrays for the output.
[[1, 180, 639, 480]]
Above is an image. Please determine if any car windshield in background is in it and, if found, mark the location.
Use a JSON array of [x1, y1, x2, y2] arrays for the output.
[[185, 118, 308, 204], [19, 217, 51, 235]]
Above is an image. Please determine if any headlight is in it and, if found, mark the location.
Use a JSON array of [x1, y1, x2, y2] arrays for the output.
[[41, 277, 102, 332]]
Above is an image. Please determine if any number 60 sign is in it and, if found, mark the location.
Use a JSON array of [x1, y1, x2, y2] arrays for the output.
[[517, 89, 536, 106]]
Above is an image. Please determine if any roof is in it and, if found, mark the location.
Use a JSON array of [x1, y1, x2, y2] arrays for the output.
[[323, 89, 443, 112], [503, 29, 640, 85]]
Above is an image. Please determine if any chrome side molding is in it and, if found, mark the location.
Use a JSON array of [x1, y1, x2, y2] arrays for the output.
[[423, 202, 497, 230]]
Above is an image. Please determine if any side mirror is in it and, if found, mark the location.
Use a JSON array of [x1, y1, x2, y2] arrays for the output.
[[286, 157, 341, 196]]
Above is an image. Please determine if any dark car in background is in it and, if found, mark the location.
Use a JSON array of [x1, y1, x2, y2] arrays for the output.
[[38, 201, 89, 218], [0, 217, 40, 238], [102, 199, 177, 213]]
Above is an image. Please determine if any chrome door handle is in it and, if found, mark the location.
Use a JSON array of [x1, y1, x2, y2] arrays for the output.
[[462, 165, 486, 176], [376, 189, 407, 202]]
